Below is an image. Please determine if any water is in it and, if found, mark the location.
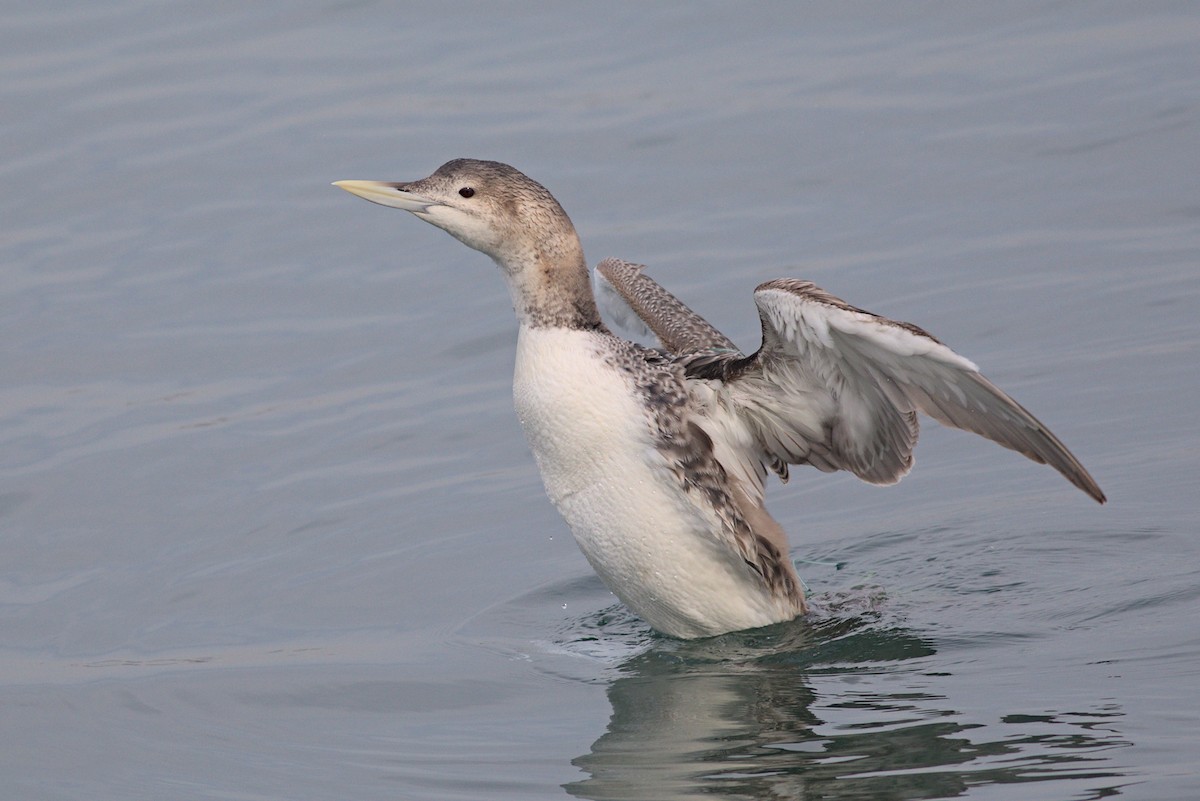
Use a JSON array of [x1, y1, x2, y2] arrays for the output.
[[2, 3, 1198, 799]]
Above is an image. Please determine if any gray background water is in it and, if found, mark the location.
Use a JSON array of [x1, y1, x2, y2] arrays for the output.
[[3, 3, 1198, 799]]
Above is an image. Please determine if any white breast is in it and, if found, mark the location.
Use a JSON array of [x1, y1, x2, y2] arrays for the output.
[[511, 326, 795, 638]]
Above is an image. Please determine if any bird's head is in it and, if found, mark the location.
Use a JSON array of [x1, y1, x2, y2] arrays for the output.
[[334, 158, 578, 272]]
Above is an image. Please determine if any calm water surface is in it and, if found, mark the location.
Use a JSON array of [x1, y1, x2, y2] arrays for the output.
[[2, 3, 1198, 799]]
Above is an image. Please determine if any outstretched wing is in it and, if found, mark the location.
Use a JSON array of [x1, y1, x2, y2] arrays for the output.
[[595, 258, 739, 354], [719, 278, 1105, 503], [593, 262, 1104, 504]]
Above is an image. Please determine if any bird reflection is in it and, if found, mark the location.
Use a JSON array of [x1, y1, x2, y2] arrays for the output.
[[564, 615, 1129, 800]]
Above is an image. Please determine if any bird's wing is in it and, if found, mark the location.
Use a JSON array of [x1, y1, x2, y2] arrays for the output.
[[595, 258, 739, 354], [708, 278, 1105, 504]]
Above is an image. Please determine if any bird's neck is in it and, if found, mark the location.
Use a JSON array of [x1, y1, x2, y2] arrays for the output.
[[496, 239, 605, 331]]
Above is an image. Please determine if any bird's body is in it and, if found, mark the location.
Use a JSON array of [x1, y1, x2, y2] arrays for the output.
[[514, 325, 802, 637], [334, 159, 1104, 639]]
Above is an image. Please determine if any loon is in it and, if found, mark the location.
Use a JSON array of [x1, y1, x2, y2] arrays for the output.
[[334, 158, 1105, 639]]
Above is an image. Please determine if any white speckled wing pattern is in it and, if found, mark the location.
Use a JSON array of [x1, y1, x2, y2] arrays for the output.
[[596, 258, 738, 353], [598, 262, 1105, 505]]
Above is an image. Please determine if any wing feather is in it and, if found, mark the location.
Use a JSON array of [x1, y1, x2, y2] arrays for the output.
[[734, 279, 1105, 503], [593, 263, 1104, 504], [595, 258, 738, 354]]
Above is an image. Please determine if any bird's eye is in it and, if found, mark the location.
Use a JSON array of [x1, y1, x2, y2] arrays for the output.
[[458, 187, 475, 198]]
